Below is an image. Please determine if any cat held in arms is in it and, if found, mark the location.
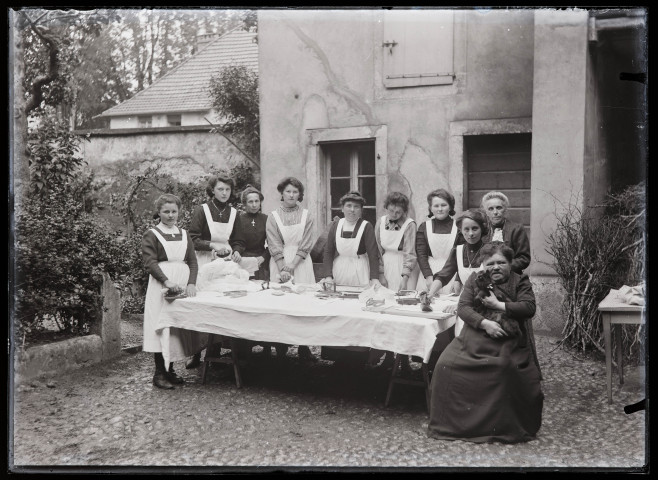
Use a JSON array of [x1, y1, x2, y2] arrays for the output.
[[472, 270, 522, 338]]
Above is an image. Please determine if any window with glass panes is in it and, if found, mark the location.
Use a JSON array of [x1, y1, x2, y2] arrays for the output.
[[323, 141, 377, 225]]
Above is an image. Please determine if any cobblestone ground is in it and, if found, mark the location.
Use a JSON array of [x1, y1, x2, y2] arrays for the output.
[[11, 327, 646, 472]]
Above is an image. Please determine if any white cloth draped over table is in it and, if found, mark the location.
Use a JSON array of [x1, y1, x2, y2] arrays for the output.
[[268, 209, 316, 284], [156, 287, 453, 363], [379, 215, 420, 293], [143, 228, 206, 366], [416, 218, 458, 293], [333, 218, 370, 287], [453, 244, 484, 337], [196, 204, 237, 268]]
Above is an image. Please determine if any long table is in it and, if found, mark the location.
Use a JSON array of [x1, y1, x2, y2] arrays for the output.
[[156, 284, 457, 365]]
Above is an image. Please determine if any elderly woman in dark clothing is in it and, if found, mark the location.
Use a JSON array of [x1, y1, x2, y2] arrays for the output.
[[427, 242, 543, 444], [480, 191, 531, 274]]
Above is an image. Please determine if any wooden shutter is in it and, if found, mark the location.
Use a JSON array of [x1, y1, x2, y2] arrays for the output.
[[383, 10, 455, 88]]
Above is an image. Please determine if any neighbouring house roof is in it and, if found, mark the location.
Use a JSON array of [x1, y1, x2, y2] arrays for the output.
[[98, 29, 258, 118]]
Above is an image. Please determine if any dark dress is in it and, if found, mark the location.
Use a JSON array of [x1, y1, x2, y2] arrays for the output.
[[428, 271, 543, 444], [234, 211, 270, 281]]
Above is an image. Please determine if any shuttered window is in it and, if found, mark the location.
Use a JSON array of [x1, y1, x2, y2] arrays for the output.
[[383, 9, 455, 88], [465, 134, 532, 233]]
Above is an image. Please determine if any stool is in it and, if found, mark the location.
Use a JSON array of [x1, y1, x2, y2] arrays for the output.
[[384, 327, 455, 412], [200, 334, 243, 388], [384, 354, 431, 412]]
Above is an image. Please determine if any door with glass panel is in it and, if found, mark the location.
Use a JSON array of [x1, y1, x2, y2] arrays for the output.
[[323, 141, 377, 225]]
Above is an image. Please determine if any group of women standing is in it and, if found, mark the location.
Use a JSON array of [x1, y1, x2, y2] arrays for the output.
[[141, 172, 543, 444]]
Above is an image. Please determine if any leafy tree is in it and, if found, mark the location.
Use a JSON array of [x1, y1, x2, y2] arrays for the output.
[[208, 64, 260, 161]]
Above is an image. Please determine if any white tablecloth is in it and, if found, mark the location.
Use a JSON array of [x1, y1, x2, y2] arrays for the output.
[[156, 288, 457, 364]]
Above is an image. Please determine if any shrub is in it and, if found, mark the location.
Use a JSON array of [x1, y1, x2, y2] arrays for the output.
[[545, 183, 646, 364], [15, 189, 135, 345], [16, 117, 136, 346]]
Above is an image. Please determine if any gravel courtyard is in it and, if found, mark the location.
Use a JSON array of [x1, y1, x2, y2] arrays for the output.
[[10, 322, 647, 472]]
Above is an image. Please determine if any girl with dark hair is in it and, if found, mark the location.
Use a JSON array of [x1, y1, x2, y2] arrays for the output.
[[266, 176, 315, 284], [142, 194, 201, 389], [427, 208, 489, 337], [266, 177, 316, 361], [428, 241, 543, 443], [189, 174, 246, 269], [187, 173, 245, 368], [415, 188, 462, 293]]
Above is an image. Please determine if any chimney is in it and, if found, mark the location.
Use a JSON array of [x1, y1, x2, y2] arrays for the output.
[[195, 33, 220, 54]]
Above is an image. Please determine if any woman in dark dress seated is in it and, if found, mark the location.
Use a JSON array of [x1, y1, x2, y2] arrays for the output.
[[427, 242, 543, 444]]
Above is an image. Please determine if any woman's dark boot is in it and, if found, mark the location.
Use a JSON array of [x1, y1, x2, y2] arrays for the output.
[[186, 352, 201, 369], [275, 344, 288, 360], [298, 345, 317, 362], [153, 353, 174, 389], [167, 362, 185, 385]]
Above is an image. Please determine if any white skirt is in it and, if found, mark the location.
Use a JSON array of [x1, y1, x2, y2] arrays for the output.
[[143, 261, 207, 363], [333, 254, 370, 287], [269, 244, 316, 284]]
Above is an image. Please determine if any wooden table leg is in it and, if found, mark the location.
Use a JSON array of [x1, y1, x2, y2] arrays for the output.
[[201, 333, 216, 385], [615, 324, 624, 385], [603, 313, 612, 404], [230, 338, 243, 389], [421, 364, 431, 413], [385, 354, 403, 407]]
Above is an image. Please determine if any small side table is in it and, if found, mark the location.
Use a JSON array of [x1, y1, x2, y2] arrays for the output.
[[597, 289, 644, 404]]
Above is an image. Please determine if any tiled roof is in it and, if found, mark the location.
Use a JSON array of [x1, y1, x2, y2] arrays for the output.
[[99, 29, 258, 117]]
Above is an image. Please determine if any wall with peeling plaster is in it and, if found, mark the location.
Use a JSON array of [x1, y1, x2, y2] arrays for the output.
[[79, 128, 250, 231], [80, 129, 247, 184], [259, 9, 535, 224], [257, 9, 587, 335]]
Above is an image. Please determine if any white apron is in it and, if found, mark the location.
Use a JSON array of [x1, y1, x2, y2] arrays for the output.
[[268, 209, 316, 284], [143, 228, 206, 365], [195, 204, 237, 268], [379, 216, 419, 292], [453, 244, 484, 337], [416, 218, 458, 293], [333, 218, 370, 287]]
